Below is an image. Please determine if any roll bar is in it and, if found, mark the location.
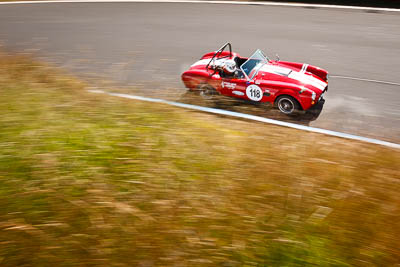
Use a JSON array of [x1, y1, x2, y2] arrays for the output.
[[205, 42, 232, 72]]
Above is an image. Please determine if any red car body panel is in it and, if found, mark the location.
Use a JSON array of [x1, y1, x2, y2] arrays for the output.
[[182, 46, 328, 111]]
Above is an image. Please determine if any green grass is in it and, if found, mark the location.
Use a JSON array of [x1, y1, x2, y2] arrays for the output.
[[0, 53, 399, 266]]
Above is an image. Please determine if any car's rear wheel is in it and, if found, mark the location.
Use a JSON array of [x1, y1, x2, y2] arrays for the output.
[[275, 95, 300, 115], [197, 83, 217, 100]]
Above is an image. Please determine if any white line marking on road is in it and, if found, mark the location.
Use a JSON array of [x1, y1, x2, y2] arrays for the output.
[[1, 0, 399, 13], [88, 89, 400, 149], [331, 75, 400, 86]]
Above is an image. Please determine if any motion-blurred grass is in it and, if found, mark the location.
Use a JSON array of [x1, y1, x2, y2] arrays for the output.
[[0, 53, 399, 266]]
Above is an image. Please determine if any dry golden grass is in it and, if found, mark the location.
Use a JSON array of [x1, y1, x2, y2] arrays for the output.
[[0, 52, 399, 266]]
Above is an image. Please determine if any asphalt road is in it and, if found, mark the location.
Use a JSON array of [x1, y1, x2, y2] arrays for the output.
[[0, 2, 399, 142]]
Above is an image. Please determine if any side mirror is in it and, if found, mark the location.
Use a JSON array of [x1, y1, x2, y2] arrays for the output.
[[275, 54, 280, 62]]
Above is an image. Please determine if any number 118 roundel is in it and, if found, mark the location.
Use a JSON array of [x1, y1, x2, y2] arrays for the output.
[[181, 43, 329, 115]]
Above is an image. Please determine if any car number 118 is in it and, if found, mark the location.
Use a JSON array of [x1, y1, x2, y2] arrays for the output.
[[246, 85, 263, 101]]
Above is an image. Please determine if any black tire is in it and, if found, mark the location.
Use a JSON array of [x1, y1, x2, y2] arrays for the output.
[[197, 83, 217, 100], [275, 95, 301, 115]]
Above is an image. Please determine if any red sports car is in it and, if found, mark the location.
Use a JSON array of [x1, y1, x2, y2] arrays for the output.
[[181, 43, 328, 115]]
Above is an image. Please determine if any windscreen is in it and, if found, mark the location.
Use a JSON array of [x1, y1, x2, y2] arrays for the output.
[[240, 49, 269, 79]]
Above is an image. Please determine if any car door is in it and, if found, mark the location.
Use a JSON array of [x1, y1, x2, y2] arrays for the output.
[[220, 76, 248, 100]]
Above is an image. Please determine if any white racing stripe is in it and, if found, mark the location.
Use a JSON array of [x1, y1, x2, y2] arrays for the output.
[[260, 64, 292, 76], [300, 63, 308, 74], [0, 0, 399, 13], [191, 58, 212, 67], [260, 64, 327, 91], [88, 89, 400, 149], [288, 71, 326, 91]]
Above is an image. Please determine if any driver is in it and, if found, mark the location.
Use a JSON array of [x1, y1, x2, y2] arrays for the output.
[[221, 59, 244, 78], [222, 59, 237, 76]]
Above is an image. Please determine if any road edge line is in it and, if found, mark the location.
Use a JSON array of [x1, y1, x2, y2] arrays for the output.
[[88, 89, 400, 149], [330, 75, 400, 86]]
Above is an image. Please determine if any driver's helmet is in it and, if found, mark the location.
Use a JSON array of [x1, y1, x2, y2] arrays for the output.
[[222, 59, 236, 74]]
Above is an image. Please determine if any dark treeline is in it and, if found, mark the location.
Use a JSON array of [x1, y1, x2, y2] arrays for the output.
[[253, 0, 400, 8]]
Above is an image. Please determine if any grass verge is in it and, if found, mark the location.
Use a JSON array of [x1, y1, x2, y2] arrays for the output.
[[0, 53, 399, 266]]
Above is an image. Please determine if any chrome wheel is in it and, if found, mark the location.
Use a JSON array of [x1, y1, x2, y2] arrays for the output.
[[277, 97, 295, 114]]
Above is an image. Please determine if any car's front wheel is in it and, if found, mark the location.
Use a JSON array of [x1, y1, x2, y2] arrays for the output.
[[275, 95, 300, 115]]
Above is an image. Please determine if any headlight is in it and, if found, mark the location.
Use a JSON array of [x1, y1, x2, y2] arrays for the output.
[[311, 91, 316, 101], [326, 74, 329, 81]]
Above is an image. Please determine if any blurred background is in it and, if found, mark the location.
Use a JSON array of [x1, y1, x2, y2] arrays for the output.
[[0, 0, 399, 266]]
